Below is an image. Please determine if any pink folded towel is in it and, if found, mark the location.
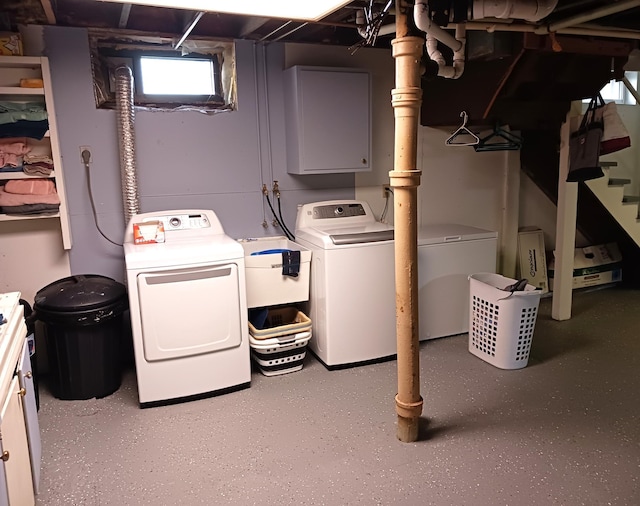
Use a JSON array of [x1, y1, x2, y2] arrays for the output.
[[0, 138, 31, 167], [4, 179, 56, 195], [0, 187, 60, 206], [0, 137, 28, 146]]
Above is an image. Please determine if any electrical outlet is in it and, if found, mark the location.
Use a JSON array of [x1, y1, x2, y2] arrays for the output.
[[80, 146, 92, 164]]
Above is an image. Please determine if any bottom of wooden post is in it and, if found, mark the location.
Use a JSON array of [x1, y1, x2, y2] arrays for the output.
[[396, 415, 419, 442]]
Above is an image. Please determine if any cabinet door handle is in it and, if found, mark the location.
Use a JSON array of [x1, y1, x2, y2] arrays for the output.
[[18, 388, 26, 397], [25, 371, 33, 379], [1, 451, 8, 462]]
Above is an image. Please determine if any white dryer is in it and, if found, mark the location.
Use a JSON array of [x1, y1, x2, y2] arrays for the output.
[[124, 210, 250, 406], [295, 200, 395, 368]]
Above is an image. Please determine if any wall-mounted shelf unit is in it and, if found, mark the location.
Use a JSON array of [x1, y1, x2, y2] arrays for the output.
[[0, 56, 72, 250]]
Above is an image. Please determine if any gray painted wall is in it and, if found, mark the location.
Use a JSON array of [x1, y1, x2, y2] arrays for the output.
[[43, 27, 355, 283]]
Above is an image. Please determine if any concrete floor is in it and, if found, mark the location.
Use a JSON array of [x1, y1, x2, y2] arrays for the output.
[[35, 286, 640, 505]]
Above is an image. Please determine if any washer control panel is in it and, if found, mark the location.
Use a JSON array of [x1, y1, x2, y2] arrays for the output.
[[144, 213, 210, 230], [312, 203, 367, 219]]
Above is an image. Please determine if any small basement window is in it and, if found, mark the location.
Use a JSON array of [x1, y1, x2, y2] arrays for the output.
[[583, 71, 639, 105], [138, 56, 219, 96], [89, 31, 236, 112]]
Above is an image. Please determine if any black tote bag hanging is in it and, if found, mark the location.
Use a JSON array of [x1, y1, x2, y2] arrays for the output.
[[567, 95, 604, 183]]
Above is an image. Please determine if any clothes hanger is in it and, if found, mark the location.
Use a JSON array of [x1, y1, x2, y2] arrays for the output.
[[445, 111, 480, 147], [474, 123, 523, 152]]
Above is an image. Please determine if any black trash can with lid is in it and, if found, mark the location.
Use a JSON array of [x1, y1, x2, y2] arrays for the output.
[[34, 275, 128, 400]]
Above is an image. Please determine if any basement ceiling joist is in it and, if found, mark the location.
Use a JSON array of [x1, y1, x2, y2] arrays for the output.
[[2, 1, 640, 47]]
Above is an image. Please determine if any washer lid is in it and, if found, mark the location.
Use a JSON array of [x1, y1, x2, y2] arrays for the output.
[[34, 275, 127, 312], [330, 229, 394, 245], [296, 222, 394, 248]]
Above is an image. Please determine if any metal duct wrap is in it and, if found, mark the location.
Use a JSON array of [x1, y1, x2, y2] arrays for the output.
[[114, 65, 140, 224]]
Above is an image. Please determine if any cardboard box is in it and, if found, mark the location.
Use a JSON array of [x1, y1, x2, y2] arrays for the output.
[[517, 227, 549, 293], [0, 33, 23, 56], [548, 242, 622, 291]]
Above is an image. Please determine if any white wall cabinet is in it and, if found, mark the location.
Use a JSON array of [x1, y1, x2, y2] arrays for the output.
[[284, 66, 371, 174], [0, 56, 72, 250]]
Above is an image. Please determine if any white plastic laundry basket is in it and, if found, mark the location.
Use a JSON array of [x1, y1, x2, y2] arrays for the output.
[[468, 273, 542, 370]]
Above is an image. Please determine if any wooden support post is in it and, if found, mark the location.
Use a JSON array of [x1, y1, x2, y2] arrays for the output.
[[391, 0, 423, 443], [552, 112, 577, 320]]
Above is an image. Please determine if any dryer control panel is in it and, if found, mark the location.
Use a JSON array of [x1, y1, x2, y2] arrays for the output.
[[144, 213, 211, 231], [124, 209, 225, 245]]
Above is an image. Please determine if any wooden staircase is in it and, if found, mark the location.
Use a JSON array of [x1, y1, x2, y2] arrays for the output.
[[584, 163, 640, 247], [521, 130, 640, 286]]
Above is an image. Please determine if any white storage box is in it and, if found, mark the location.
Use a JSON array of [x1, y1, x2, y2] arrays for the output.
[[468, 273, 542, 370], [239, 237, 311, 308]]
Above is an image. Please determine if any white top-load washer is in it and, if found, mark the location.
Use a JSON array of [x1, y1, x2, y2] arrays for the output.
[[295, 200, 395, 368], [124, 209, 250, 406]]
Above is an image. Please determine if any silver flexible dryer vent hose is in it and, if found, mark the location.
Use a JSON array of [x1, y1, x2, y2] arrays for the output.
[[115, 65, 140, 224]]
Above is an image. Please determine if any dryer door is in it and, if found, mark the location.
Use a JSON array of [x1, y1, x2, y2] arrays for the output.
[[137, 263, 243, 362]]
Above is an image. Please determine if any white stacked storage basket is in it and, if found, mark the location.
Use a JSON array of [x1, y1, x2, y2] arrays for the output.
[[240, 237, 312, 376], [468, 273, 542, 369], [248, 307, 312, 376]]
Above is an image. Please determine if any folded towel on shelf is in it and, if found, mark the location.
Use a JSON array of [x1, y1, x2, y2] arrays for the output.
[[0, 137, 29, 147], [0, 187, 60, 206], [4, 179, 56, 195], [24, 153, 53, 164], [0, 102, 48, 125], [0, 161, 23, 173], [22, 163, 53, 176], [24, 140, 53, 164], [1, 203, 59, 215], [0, 138, 30, 167], [0, 120, 49, 140]]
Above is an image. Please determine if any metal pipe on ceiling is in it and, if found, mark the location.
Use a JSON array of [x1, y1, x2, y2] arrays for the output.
[[118, 4, 132, 29], [271, 22, 309, 43], [259, 20, 293, 41], [456, 20, 640, 40], [541, 0, 640, 33], [366, 1, 640, 44], [174, 11, 204, 50]]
